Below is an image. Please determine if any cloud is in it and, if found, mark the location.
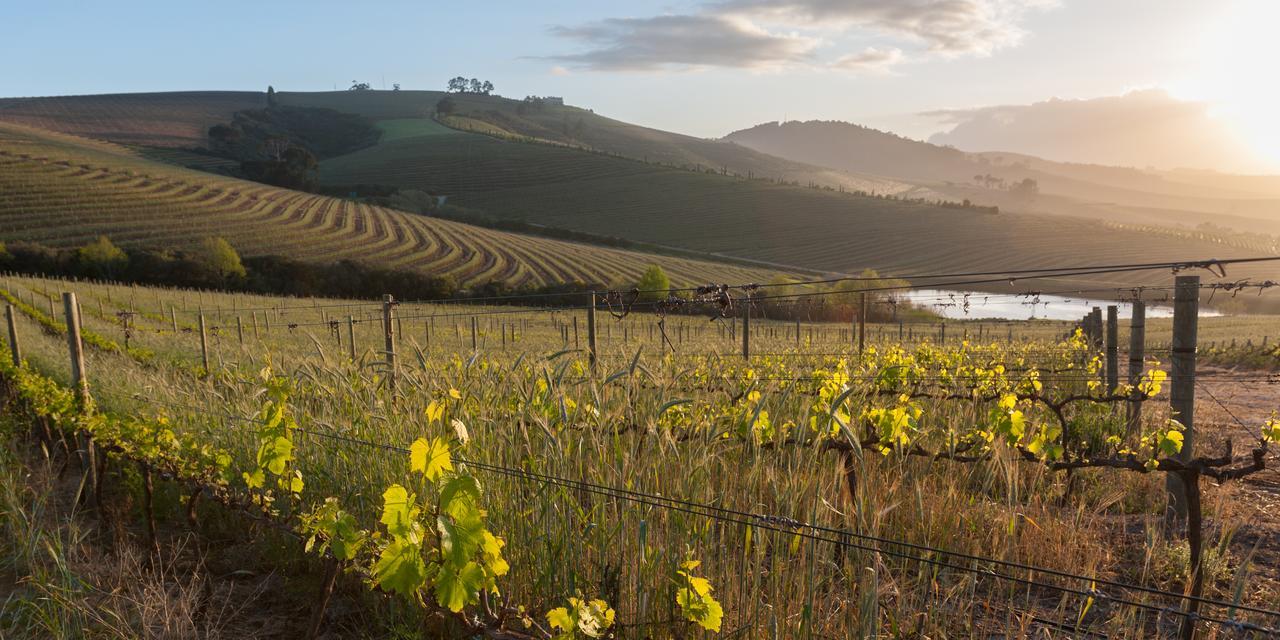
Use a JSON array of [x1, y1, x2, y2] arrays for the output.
[[924, 89, 1269, 172], [719, 0, 1056, 56], [546, 14, 818, 71], [831, 46, 903, 72], [545, 0, 1051, 73]]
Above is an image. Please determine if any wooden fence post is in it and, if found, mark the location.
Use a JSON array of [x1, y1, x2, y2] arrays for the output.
[[170, 305, 178, 332], [383, 295, 397, 390], [5, 304, 20, 366], [587, 292, 598, 368], [1167, 276, 1198, 523], [198, 310, 210, 372], [1106, 305, 1119, 392], [741, 303, 750, 359], [347, 315, 356, 361], [1126, 301, 1146, 434], [470, 317, 478, 352], [858, 292, 867, 357], [63, 293, 89, 405], [236, 316, 244, 346]]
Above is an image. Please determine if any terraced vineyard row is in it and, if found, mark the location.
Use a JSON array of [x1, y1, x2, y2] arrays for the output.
[[0, 122, 779, 288], [320, 128, 1280, 292]]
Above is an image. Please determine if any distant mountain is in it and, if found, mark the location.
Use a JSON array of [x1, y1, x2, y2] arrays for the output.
[[722, 119, 1280, 237], [723, 120, 976, 184]]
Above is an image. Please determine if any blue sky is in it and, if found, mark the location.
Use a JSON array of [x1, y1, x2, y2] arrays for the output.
[[3, 0, 1273, 166]]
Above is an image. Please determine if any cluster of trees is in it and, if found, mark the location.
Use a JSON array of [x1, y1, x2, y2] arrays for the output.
[[349, 80, 372, 91], [206, 105, 380, 191], [973, 174, 1039, 197], [446, 77, 494, 95], [1, 237, 246, 288]]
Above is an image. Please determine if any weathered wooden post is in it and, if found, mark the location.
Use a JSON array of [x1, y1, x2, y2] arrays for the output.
[[1168, 277, 1199, 520], [347, 315, 356, 361], [63, 294, 89, 405], [741, 303, 750, 359], [858, 292, 867, 357], [470, 317, 478, 352], [1126, 301, 1146, 434], [236, 316, 244, 345], [198, 310, 210, 372], [383, 295, 397, 390], [5, 304, 20, 366], [587, 291, 598, 368], [1106, 305, 1119, 392]]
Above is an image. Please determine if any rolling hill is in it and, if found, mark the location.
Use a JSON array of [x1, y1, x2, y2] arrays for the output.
[[313, 116, 1278, 296], [0, 121, 779, 288], [724, 120, 1280, 237], [2, 89, 1277, 307]]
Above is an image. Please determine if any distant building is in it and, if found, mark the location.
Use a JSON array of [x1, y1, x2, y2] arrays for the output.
[[544, 96, 564, 106]]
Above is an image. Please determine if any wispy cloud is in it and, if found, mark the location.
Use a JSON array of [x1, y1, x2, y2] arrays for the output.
[[719, 0, 1056, 56], [831, 46, 903, 72], [546, 0, 1054, 73], [547, 15, 817, 71]]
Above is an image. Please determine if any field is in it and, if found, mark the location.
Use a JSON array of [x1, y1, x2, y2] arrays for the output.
[[317, 123, 1280, 296], [0, 121, 781, 288], [2, 273, 1278, 638], [0, 91, 264, 148]]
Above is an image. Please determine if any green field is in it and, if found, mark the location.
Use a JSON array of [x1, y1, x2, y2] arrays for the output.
[[0, 121, 780, 288]]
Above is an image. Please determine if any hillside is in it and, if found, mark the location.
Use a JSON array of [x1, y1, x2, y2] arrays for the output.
[[315, 119, 1279, 296], [725, 120, 1280, 237], [0, 91, 264, 148], [0, 121, 779, 288]]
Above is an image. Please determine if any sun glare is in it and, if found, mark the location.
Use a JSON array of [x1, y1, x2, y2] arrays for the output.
[[1173, 0, 1280, 171]]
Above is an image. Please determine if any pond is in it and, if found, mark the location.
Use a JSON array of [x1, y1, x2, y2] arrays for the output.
[[897, 289, 1221, 321]]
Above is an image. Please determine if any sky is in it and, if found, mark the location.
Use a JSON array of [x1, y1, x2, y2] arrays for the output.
[[3, 0, 1277, 171]]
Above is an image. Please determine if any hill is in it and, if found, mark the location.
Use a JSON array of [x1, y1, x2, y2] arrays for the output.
[[3, 90, 1277, 304], [315, 118, 1279, 296], [0, 91, 264, 148], [724, 120, 1280, 237], [0, 121, 779, 288]]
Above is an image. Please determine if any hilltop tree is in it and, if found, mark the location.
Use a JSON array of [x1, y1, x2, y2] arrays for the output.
[[77, 236, 128, 278], [436, 97, 456, 116], [349, 80, 372, 91], [446, 77, 494, 95], [267, 85, 277, 107]]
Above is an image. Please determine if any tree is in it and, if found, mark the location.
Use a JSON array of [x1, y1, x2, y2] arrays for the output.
[[267, 85, 277, 107], [77, 236, 128, 278], [436, 97, 456, 116], [468, 78, 483, 94], [193, 237, 247, 281], [636, 265, 670, 301], [447, 77, 468, 93], [481, 80, 494, 95], [392, 83, 401, 91], [349, 80, 372, 91]]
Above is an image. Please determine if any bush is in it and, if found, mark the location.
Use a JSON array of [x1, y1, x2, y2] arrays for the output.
[[76, 236, 128, 279]]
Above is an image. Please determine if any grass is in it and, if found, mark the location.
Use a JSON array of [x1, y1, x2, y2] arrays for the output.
[[2, 274, 1277, 637], [0, 121, 783, 289]]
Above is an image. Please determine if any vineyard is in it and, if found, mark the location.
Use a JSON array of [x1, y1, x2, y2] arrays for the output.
[[316, 119, 1280, 297], [0, 121, 779, 288], [1, 259, 1278, 638]]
